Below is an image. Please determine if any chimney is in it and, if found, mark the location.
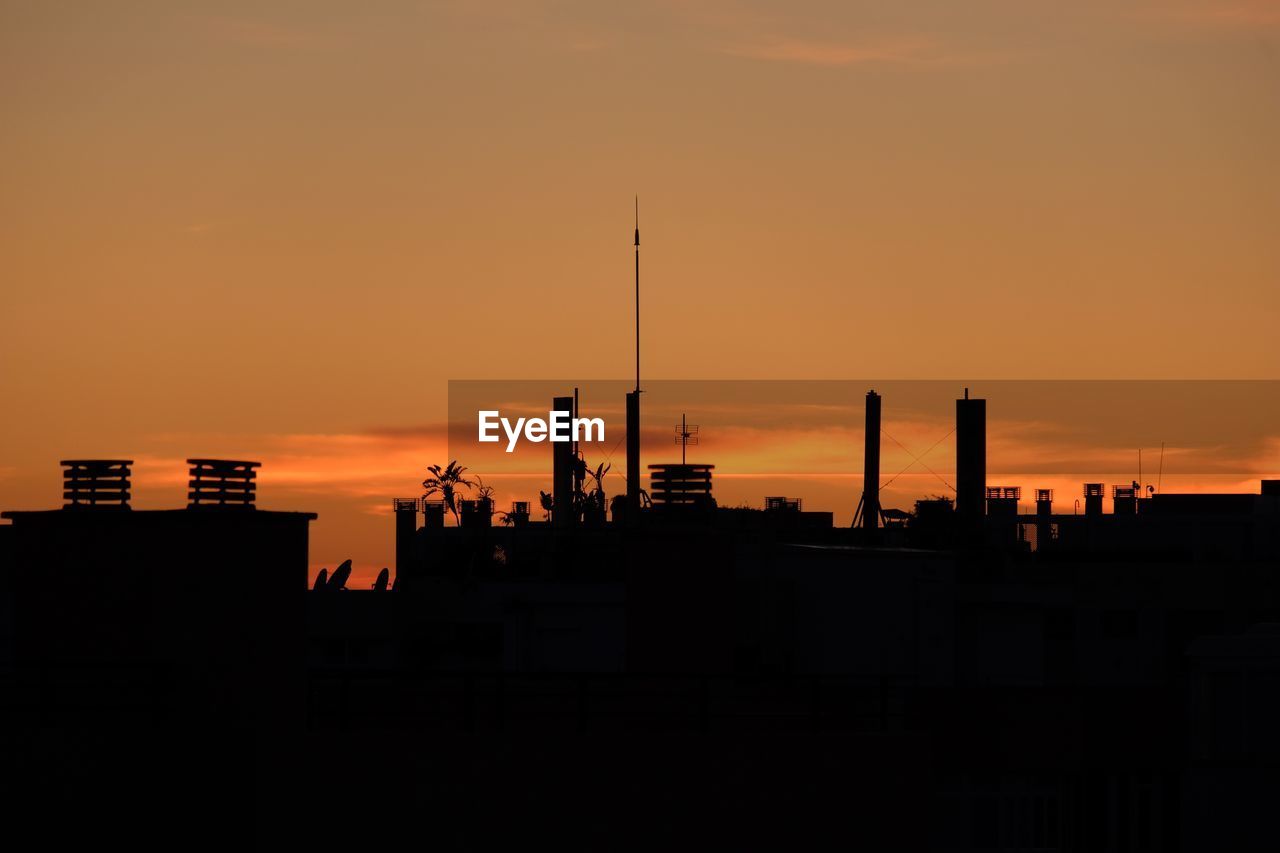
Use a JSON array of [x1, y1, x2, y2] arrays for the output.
[[393, 498, 418, 580], [422, 502, 445, 528], [553, 395, 574, 528], [1035, 488, 1054, 516], [1035, 488, 1053, 549], [187, 459, 259, 509], [1084, 483, 1104, 517], [985, 486, 1020, 519], [955, 389, 986, 530], [61, 459, 133, 510], [862, 390, 881, 532], [986, 486, 1020, 546], [1113, 484, 1138, 515]]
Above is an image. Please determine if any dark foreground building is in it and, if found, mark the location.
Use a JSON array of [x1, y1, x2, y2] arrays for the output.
[[3, 435, 1280, 850], [1, 460, 315, 848]]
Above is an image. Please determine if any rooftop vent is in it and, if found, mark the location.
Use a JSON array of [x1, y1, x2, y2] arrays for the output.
[[61, 459, 133, 509], [187, 459, 260, 510], [1112, 484, 1138, 515], [648, 463, 715, 509], [986, 486, 1022, 501]]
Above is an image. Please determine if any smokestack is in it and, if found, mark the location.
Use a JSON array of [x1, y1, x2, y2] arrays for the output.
[[553, 395, 574, 528], [625, 390, 641, 516], [955, 389, 986, 529], [862, 390, 881, 531]]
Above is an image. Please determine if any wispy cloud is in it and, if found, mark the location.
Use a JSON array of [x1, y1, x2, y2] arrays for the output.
[[132, 424, 448, 500]]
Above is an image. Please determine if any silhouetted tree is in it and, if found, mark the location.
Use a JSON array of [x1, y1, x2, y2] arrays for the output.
[[423, 461, 475, 526], [577, 460, 610, 524]]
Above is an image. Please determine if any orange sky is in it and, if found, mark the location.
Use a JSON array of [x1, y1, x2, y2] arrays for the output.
[[2, 2, 1278, 585]]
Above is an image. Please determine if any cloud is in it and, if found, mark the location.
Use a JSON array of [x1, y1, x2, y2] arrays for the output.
[[130, 424, 449, 501]]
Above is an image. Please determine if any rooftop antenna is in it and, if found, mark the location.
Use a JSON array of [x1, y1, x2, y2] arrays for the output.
[[634, 196, 640, 393], [675, 414, 699, 465], [623, 199, 644, 515], [1157, 441, 1165, 494]]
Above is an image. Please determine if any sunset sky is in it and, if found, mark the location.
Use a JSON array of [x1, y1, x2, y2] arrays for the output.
[[2, 2, 1277, 584]]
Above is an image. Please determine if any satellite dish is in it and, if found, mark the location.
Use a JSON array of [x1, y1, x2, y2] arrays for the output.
[[373, 568, 389, 591], [329, 559, 352, 591], [312, 568, 328, 590]]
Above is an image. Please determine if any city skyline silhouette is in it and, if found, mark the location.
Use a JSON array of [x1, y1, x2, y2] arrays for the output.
[[3, 2, 1278, 850]]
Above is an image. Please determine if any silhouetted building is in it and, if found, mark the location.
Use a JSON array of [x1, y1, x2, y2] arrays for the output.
[[9, 389, 1280, 851], [2, 459, 315, 849]]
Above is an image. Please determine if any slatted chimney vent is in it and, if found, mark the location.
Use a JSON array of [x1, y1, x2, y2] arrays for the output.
[[61, 459, 133, 509], [187, 459, 260, 509]]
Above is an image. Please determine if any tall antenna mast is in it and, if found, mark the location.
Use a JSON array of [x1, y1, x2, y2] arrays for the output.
[[623, 199, 643, 516], [634, 196, 640, 393]]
